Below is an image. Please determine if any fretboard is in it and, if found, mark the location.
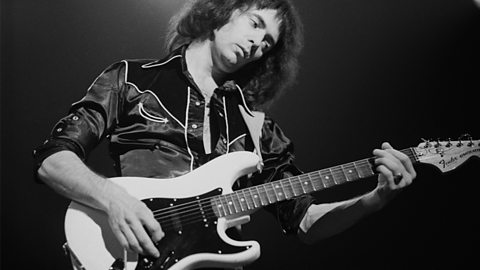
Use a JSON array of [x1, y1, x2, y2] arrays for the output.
[[211, 148, 419, 217]]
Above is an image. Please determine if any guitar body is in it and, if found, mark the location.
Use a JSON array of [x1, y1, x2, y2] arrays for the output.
[[64, 151, 262, 270]]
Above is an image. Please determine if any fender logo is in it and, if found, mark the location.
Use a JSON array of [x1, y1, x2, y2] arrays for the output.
[[439, 156, 458, 168]]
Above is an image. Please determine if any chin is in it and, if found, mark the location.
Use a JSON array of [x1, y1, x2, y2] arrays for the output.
[[221, 56, 242, 74]]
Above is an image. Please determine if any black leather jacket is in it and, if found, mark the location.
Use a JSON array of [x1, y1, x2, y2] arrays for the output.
[[33, 46, 314, 234]]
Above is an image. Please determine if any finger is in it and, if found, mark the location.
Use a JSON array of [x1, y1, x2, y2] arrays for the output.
[[129, 219, 160, 257], [382, 143, 417, 180], [142, 213, 165, 243], [110, 222, 129, 250], [376, 165, 396, 189], [120, 221, 143, 254], [381, 142, 393, 150], [374, 155, 403, 176], [374, 147, 408, 175]]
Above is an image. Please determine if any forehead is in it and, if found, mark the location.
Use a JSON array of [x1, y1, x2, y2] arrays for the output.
[[244, 8, 282, 43]]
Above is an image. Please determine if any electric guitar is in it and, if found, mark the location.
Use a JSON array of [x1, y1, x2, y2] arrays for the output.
[[64, 137, 479, 270]]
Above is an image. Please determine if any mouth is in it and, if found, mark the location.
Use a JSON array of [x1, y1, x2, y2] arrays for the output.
[[236, 44, 250, 59]]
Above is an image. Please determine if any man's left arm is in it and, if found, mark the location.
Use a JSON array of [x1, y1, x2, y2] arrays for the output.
[[298, 142, 416, 244]]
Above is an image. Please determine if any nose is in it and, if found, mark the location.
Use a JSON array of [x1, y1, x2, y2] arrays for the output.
[[248, 30, 265, 57]]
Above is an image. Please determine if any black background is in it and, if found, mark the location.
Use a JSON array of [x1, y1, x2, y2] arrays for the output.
[[1, 0, 479, 269]]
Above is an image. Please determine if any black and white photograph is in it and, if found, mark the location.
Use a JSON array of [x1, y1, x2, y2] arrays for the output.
[[1, 1, 479, 269]]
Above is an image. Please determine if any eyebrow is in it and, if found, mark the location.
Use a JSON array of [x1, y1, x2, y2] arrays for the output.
[[251, 13, 278, 45], [252, 13, 267, 28]]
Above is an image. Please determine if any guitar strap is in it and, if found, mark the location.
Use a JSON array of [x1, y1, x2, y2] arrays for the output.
[[238, 105, 264, 172]]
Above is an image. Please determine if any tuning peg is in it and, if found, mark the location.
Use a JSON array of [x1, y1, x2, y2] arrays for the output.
[[421, 138, 431, 148], [434, 139, 442, 148], [468, 137, 475, 147], [459, 133, 472, 141], [445, 138, 452, 147], [457, 134, 469, 147]]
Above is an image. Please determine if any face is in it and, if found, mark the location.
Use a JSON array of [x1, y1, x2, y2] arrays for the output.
[[211, 8, 281, 75]]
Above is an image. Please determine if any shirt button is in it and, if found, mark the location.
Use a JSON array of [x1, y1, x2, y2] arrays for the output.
[[195, 101, 201, 106], [191, 124, 198, 129]]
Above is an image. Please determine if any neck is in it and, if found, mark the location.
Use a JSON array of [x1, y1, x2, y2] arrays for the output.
[[185, 41, 225, 99]]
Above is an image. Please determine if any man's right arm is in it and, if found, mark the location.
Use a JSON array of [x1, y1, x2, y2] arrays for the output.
[[38, 150, 163, 257]]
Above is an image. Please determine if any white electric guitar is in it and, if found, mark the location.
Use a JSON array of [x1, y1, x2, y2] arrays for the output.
[[64, 137, 479, 270]]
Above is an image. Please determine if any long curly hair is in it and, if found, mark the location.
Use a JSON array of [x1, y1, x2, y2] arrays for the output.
[[166, 0, 304, 110]]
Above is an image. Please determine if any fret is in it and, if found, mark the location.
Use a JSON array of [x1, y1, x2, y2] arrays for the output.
[[248, 188, 259, 208], [270, 182, 280, 202], [288, 177, 297, 197], [356, 160, 375, 178], [256, 186, 268, 206], [311, 171, 324, 190], [327, 168, 339, 186], [210, 197, 221, 217], [279, 179, 291, 200], [273, 182, 285, 201], [307, 173, 317, 192], [342, 163, 360, 181], [340, 164, 349, 181], [232, 193, 243, 212], [263, 184, 274, 204], [238, 190, 249, 211], [298, 175, 307, 194], [217, 196, 229, 216], [244, 189, 254, 210], [320, 169, 334, 188], [331, 166, 348, 185], [299, 175, 314, 194], [336, 165, 348, 184], [224, 194, 235, 214]]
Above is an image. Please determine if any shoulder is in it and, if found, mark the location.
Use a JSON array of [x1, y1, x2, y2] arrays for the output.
[[261, 115, 294, 156], [123, 52, 184, 88], [262, 115, 289, 139]]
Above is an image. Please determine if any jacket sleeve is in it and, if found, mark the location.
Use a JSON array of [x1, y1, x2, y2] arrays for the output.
[[32, 61, 127, 178], [247, 117, 316, 235]]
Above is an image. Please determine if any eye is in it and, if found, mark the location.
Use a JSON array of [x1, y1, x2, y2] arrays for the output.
[[262, 40, 271, 50], [250, 18, 259, 28]]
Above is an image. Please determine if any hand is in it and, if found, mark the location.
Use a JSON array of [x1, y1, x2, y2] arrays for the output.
[[372, 142, 417, 205], [102, 182, 164, 257]]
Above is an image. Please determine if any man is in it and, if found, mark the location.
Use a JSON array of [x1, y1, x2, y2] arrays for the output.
[[33, 0, 416, 269]]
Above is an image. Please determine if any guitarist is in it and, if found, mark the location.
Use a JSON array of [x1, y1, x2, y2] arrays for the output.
[[33, 0, 416, 269]]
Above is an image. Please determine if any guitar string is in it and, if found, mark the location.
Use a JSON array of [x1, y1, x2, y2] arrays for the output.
[[149, 150, 416, 224], [153, 171, 366, 231], [152, 150, 418, 231], [149, 158, 377, 219], [149, 150, 416, 221]]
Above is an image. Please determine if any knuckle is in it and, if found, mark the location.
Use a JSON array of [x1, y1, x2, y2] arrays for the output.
[[138, 237, 150, 247]]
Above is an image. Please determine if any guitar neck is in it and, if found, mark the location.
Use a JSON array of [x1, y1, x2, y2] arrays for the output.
[[212, 148, 419, 217]]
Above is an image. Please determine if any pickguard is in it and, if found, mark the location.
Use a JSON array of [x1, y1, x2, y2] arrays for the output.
[[136, 189, 248, 270]]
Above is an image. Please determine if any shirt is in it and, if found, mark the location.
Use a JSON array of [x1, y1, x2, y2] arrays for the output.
[[33, 46, 315, 236]]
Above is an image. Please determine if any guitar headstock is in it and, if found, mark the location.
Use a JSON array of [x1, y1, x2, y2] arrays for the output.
[[413, 135, 479, 173]]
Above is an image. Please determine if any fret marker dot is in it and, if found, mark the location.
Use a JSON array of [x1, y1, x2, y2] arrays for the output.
[[278, 192, 283, 196], [228, 201, 233, 205], [348, 170, 353, 173], [325, 176, 329, 179]]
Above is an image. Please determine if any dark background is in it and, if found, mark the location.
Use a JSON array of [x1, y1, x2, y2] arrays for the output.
[[1, 0, 480, 269]]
